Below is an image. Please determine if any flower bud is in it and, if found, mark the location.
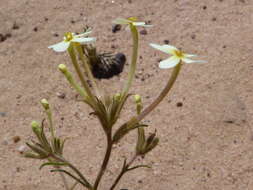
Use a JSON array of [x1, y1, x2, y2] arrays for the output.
[[31, 120, 41, 135], [58, 64, 67, 74], [113, 93, 121, 101], [41, 99, 49, 110], [134, 94, 142, 104]]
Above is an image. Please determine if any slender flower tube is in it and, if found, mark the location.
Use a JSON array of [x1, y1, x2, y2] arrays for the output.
[[113, 17, 151, 97]]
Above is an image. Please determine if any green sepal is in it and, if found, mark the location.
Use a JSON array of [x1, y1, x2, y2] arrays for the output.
[[113, 118, 147, 143], [39, 162, 68, 170], [51, 169, 89, 188], [26, 142, 49, 158], [136, 127, 146, 155], [23, 152, 47, 159], [143, 137, 159, 154]]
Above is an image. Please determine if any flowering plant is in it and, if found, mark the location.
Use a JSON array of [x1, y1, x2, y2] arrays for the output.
[[23, 17, 205, 190]]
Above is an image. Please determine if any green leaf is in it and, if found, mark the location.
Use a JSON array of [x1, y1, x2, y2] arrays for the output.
[[39, 162, 68, 170], [51, 169, 89, 188], [127, 164, 151, 172]]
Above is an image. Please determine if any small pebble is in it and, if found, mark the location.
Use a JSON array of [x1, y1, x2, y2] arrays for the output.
[[112, 24, 121, 33], [224, 120, 234, 124], [17, 145, 26, 154], [56, 92, 66, 99], [53, 33, 59, 37], [12, 22, 20, 30], [164, 39, 170, 44], [2, 138, 8, 145], [202, 5, 207, 10], [0, 112, 6, 117], [140, 29, 147, 35], [191, 34, 196, 39], [13, 136, 21, 143], [33, 27, 38, 32], [71, 20, 75, 24], [44, 17, 49, 21], [176, 102, 183, 107], [127, 0, 132, 3], [212, 17, 217, 21]]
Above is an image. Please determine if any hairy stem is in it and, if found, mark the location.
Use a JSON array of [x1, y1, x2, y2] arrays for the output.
[[122, 24, 139, 97], [75, 44, 100, 97], [110, 155, 138, 190], [68, 45, 94, 104], [93, 133, 113, 190], [137, 62, 182, 122]]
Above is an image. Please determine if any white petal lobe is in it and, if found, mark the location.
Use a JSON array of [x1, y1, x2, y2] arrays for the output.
[[150, 43, 177, 55], [48, 41, 70, 52], [72, 37, 96, 43], [159, 56, 180, 69]]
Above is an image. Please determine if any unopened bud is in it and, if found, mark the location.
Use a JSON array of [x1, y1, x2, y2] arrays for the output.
[[134, 94, 142, 104], [58, 64, 67, 73], [40, 99, 49, 110], [31, 120, 41, 134], [114, 93, 121, 101]]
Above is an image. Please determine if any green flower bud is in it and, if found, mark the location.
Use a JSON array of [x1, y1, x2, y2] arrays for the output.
[[113, 93, 121, 101], [31, 120, 41, 134], [58, 64, 67, 74], [41, 99, 49, 110], [134, 94, 142, 104]]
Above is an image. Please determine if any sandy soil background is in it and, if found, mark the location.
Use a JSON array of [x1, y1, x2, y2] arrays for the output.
[[1, 0, 253, 189]]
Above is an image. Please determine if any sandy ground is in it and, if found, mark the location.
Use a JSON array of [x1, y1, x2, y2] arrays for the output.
[[1, 0, 253, 189]]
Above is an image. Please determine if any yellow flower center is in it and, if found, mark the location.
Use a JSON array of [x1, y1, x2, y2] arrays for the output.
[[127, 17, 138, 22], [173, 50, 184, 58], [64, 32, 74, 42]]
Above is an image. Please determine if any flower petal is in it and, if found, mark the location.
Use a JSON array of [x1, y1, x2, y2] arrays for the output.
[[72, 37, 96, 44], [159, 56, 180, 69], [133, 22, 152, 27], [182, 58, 207, 64], [150, 43, 178, 55], [48, 41, 70, 52], [184, 53, 197, 58], [113, 18, 130, 25]]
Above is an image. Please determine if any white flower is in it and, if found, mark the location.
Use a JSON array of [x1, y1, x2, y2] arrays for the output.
[[48, 31, 95, 52], [113, 17, 152, 27], [150, 43, 206, 69]]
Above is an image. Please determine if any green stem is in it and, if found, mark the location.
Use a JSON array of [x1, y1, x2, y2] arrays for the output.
[[110, 155, 137, 190], [68, 45, 94, 103], [137, 62, 182, 122], [93, 133, 113, 190], [122, 24, 139, 97], [53, 154, 93, 189], [75, 44, 100, 97], [46, 110, 54, 139]]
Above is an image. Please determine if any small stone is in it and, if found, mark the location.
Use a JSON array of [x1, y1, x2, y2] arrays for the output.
[[17, 145, 26, 154], [5, 33, 12, 38], [44, 17, 49, 21], [202, 5, 207, 10], [140, 29, 147, 35], [33, 27, 38, 32], [2, 138, 8, 145], [176, 102, 183, 107], [111, 44, 117, 49], [138, 180, 143, 183], [164, 39, 170, 44], [222, 45, 226, 48], [70, 20, 75, 24], [212, 17, 217, 21], [16, 94, 22, 99], [127, 0, 132, 3], [13, 136, 21, 143], [56, 92, 66, 99], [191, 34, 196, 39], [53, 33, 59, 37], [12, 22, 20, 30], [16, 167, 21, 172], [0, 112, 6, 117], [112, 24, 121, 33], [224, 120, 234, 124]]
